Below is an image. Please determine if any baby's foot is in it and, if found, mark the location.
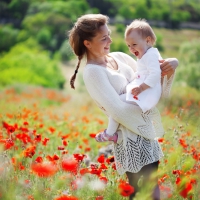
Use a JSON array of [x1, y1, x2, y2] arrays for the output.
[[95, 129, 118, 143]]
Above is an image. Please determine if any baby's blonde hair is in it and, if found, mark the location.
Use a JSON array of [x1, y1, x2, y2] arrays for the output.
[[125, 19, 156, 45]]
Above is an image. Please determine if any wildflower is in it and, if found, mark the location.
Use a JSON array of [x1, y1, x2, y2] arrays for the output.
[[31, 162, 58, 177], [58, 146, 65, 150], [118, 181, 134, 197], [0, 138, 14, 150], [112, 163, 116, 170], [73, 153, 86, 162], [97, 154, 105, 163], [2, 121, 16, 134], [35, 134, 41, 142], [16, 133, 32, 144], [106, 156, 115, 164], [99, 176, 108, 184], [89, 133, 96, 138], [35, 156, 43, 163], [23, 121, 29, 126], [62, 140, 68, 146], [48, 127, 55, 133], [179, 139, 188, 148], [179, 182, 193, 198], [99, 163, 108, 170], [61, 157, 79, 174], [42, 138, 49, 146], [158, 138, 164, 143], [79, 168, 89, 175], [23, 146, 36, 158], [54, 195, 79, 200], [96, 196, 104, 200]]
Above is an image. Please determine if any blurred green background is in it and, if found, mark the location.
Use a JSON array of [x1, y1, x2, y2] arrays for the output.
[[0, 0, 200, 90]]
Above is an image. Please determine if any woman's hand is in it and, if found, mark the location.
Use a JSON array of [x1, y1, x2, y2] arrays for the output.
[[159, 58, 179, 77]]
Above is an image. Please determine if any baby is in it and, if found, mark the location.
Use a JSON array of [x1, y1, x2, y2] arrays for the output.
[[96, 19, 162, 143]]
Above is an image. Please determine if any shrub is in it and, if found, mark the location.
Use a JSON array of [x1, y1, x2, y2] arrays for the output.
[[59, 40, 74, 62], [0, 39, 65, 89], [115, 24, 125, 34], [110, 39, 129, 54], [0, 25, 19, 52], [176, 40, 200, 89]]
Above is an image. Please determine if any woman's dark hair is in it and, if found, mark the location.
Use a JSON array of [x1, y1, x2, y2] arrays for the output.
[[68, 14, 109, 89]]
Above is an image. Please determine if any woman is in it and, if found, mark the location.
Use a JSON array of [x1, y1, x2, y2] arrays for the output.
[[68, 14, 178, 200]]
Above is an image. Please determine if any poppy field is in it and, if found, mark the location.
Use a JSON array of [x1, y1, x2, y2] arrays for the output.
[[0, 84, 200, 200]]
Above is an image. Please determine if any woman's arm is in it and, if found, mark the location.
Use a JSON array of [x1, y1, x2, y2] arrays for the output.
[[83, 66, 157, 140], [160, 58, 179, 98]]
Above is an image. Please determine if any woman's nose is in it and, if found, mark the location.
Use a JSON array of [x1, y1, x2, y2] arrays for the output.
[[108, 36, 112, 43]]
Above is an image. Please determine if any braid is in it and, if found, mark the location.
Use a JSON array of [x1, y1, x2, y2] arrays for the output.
[[70, 56, 82, 89]]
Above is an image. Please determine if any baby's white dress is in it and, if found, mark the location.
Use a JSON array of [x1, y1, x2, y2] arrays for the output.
[[126, 47, 162, 113]]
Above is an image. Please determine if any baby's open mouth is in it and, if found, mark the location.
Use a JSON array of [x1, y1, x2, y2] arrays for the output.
[[134, 51, 139, 57]]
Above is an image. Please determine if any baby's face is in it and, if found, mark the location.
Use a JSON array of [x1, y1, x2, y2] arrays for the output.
[[125, 30, 150, 59]]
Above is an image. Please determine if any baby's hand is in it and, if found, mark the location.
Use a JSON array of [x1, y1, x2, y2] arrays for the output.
[[131, 86, 142, 96]]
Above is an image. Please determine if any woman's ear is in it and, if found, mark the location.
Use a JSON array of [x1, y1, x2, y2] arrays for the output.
[[83, 40, 91, 49]]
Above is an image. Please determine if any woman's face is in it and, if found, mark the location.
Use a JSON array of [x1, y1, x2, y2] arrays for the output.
[[85, 24, 112, 58]]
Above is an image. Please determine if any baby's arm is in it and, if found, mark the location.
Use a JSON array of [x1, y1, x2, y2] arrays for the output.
[[131, 83, 150, 96]]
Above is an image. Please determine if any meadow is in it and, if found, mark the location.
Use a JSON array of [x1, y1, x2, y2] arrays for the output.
[[1, 27, 200, 200]]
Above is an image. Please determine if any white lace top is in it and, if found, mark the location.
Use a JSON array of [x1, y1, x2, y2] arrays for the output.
[[83, 52, 174, 175]]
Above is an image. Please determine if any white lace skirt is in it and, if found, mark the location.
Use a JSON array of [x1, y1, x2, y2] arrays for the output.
[[113, 132, 164, 175]]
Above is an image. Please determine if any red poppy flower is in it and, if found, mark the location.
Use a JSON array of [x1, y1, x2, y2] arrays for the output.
[[179, 182, 193, 198], [89, 133, 96, 138], [80, 168, 90, 175], [61, 157, 79, 174], [158, 138, 164, 143], [58, 146, 65, 150], [97, 154, 105, 163], [0, 138, 14, 150], [62, 140, 68, 146], [31, 162, 58, 177], [133, 95, 138, 100], [16, 133, 32, 144], [99, 176, 108, 184], [106, 156, 115, 164], [35, 156, 43, 163], [42, 138, 49, 146], [95, 196, 104, 200], [73, 153, 86, 162], [48, 127, 55, 133], [23, 146, 36, 158], [35, 134, 42, 142], [112, 163, 116, 170], [23, 121, 29, 126], [89, 168, 102, 176], [179, 139, 188, 148], [54, 195, 79, 200], [2, 121, 16, 134], [99, 163, 108, 170], [118, 181, 134, 197]]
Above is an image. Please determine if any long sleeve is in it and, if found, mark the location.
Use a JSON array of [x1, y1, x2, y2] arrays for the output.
[[106, 116, 119, 135], [83, 66, 157, 140], [106, 93, 127, 135], [139, 48, 162, 88]]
